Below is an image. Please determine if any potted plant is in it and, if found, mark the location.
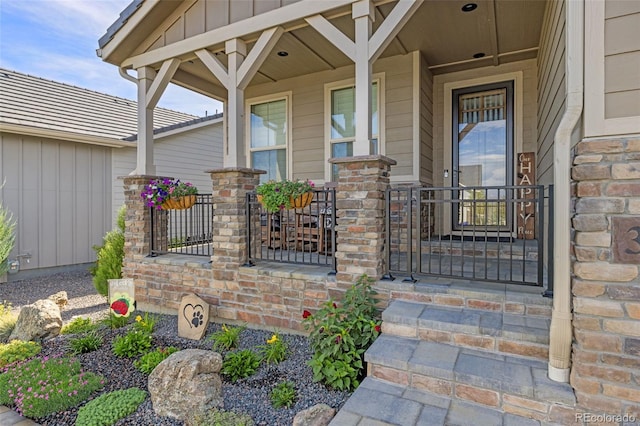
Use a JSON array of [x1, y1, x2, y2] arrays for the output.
[[256, 179, 315, 213], [141, 178, 198, 210]]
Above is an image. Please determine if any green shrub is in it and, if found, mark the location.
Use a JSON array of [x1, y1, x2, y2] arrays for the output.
[[61, 317, 98, 335], [0, 340, 41, 368], [209, 324, 245, 351], [270, 381, 296, 408], [134, 346, 179, 374], [221, 350, 261, 382], [101, 312, 129, 330], [91, 206, 125, 296], [187, 409, 255, 426], [133, 312, 157, 333], [0, 313, 17, 343], [0, 199, 16, 277], [75, 387, 146, 426], [259, 332, 287, 365], [69, 331, 103, 355], [303, 274, 381, 391], [112, 330, 152, 358], [0, 300, 12, 317], [0, 355, 104, 418]]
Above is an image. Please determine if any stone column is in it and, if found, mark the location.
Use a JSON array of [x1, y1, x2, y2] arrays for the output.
[[207, 168, 264, 284], [329, 155, 396, 290], [121, 175, 161, 269]]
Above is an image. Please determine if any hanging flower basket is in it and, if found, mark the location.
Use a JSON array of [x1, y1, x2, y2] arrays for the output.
[[256, 179, 315, 213], [290, 192, 313, 209], [161, 195, 197, 210]]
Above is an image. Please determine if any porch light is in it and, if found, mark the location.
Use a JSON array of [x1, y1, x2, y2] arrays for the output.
[[461, 3, 477, 12], [473, 52, 485, 58], [277, 51, 289, 57]]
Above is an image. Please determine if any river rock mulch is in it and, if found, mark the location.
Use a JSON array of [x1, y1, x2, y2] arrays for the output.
[[1, 270, 350, 425]]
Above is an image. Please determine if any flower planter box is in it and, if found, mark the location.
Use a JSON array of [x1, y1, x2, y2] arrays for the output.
[[161, 195, 196, 210]]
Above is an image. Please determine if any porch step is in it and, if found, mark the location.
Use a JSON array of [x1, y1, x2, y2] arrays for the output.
[[360, 334, 575, 424], [382, 300, 550, 361]]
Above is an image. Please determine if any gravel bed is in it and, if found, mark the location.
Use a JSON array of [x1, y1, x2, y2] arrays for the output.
[[1, 271, 351, 425]]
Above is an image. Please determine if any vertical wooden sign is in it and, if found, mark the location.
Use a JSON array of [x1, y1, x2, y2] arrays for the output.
[[108, 278, 136, 317], [517, 152, 536, 240]]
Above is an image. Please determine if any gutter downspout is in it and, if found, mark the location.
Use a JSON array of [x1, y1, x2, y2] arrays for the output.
[[119, 67, 137, 84], [548, 0, 584, 383]]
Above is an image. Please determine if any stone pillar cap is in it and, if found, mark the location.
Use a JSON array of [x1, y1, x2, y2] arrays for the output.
[[205, 167, 266, 175], [119, 174, 172, 180], [328, 154, 397, 166]]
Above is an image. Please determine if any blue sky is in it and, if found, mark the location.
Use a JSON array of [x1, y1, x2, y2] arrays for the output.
[[0, 0, 223, 117]]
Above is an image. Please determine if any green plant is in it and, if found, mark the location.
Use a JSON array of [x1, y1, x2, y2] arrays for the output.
[[303, 274, 381, 391], [101, 312, 129, 329], [112, 330, 152, 358], [61, 317, 98, 335], [69, 331, 103, 355], [133, 312, 157, 333], [91, 205, 125, 296], [0, 194, 16, 276], [75, 387, 146, 426], [186, 409, 255, 426], [0, 355, 104, 418], [141, 178, 198, 209], [221, 349, 261, 382], [259, 332, 287, 365], [0, 340, 41, 368], [270, 381, 296, 408], [0, 314, 17, 343], [0, 300, 12, 317], [209, 324, 245, 351], [134, 346, 179, 374], [255, 179, 315, 213]]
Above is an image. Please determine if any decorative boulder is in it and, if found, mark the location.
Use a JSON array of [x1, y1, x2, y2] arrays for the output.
[[293, 404, 336, 426], [48, 291, 68, 309], [148, 349, 223, 420], [9, 299, 62, 341]]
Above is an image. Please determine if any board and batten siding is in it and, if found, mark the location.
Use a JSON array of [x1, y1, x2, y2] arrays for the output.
[[419, 52, 434, 186], [536, 0, 566, 186], [246, 53, 416, 184], [0, 132, 111, 271], [111, 121, 224, 225]]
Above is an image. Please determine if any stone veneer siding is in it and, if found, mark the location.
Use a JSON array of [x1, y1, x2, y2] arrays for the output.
[[570, 138, 640, 418]]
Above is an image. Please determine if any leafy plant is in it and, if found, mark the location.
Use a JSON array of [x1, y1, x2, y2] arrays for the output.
[[259, 333, 287, 365], [91, 205, 125, 296], [0, 355, 104, 418], [134, 346, 179, 374], [133, 312, 157, 333], [186, 409, 255, 426], [69, 331, 103, 355], [270, 381, 296, 408], [112, 330, 152, 358], [75, 387, 146, 426], [303, 274, 381, 391], [209, 324, 245, 351], [0, 300, 12, 317], [101, 312, 129, 329], [141, 178, 198, 210], [61, 317, 98, 335], [256, 179, 315, 213], [221, 350, 261, 382], [0, 340, 41, 368], [0, 301, 16, 343], [0, 195, 16, 276]]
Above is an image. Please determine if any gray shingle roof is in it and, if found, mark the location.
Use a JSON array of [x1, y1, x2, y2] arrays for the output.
[[0, 68, 197, 140], [98, 0, 144, 49]]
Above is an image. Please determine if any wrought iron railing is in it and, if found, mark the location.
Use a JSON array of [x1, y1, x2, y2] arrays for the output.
[[385, 185, 553, 287], [150, 194, 213, 257], [245, 188, 336, 272]]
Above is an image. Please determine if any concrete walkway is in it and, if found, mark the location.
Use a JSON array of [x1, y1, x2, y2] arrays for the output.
[[0, 406, 39, 425]]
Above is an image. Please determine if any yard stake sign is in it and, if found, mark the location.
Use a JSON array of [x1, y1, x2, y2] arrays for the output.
[[108, 278, 136, 317], [517, 152, 536, 240]]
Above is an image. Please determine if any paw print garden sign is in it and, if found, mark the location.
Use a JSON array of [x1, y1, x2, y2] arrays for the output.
[[178, 294, 209, 340]]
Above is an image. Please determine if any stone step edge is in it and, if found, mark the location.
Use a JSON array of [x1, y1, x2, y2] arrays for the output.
[[365, 334, 575, 406]]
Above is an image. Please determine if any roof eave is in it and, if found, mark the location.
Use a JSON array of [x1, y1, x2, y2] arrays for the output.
[[0, 123, 134, 148]]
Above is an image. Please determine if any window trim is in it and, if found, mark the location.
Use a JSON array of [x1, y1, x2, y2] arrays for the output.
[[324, 74, 385, 182], [245, 91, 292, 180]]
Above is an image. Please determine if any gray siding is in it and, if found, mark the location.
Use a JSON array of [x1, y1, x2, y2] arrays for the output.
[[0, 132, 111, 271], [420, 53, 434, 185], [111, 121, 224, 225], [537, 0, 566, 186]]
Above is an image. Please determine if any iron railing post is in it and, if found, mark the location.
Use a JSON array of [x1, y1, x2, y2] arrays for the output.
[[382, 188, 394, 280], [543, 185, 554, 297], [243, 192, 254, 266]]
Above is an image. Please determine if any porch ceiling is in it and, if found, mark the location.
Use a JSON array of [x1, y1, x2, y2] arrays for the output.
[[112, 0, 547, 99]]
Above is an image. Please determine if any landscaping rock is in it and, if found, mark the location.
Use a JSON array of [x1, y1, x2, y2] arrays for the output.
[[48, 291, 68, 309], [148, 349, 223, 420], [9, 299, 62, 341], [293, 403, 336, 426]]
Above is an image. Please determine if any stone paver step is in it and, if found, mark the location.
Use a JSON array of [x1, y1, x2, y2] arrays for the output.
[[382, 300, 550, 360], [365, 334, 575, 409], [330, 377, 564, 426], [0, 406, 39, 425]]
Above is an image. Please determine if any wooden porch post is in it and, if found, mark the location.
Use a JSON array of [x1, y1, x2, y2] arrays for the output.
[[353, 0, 374, 156], [226, 39, 247, 168], [136, 67, 155, 175]]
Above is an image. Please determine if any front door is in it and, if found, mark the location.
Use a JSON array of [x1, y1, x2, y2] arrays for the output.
[[452, 81, 514, 231]]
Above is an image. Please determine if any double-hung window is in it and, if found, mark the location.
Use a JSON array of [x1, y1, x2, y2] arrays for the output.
[[248, 95, 289, 183], [326, 78, 381, 181]]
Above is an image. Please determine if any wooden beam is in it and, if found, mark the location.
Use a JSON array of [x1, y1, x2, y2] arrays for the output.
[[145, 58, 181, 109], [368, 0, 420, 62], [195, 49, 230, 89], [374, 6, 408, 55], [237, 27, 284, 89], [305, 15, 357, 62]]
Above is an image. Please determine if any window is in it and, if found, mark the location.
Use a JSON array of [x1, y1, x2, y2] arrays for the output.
[[326, 78, 382, 181], [248, 95, 289, 183]]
